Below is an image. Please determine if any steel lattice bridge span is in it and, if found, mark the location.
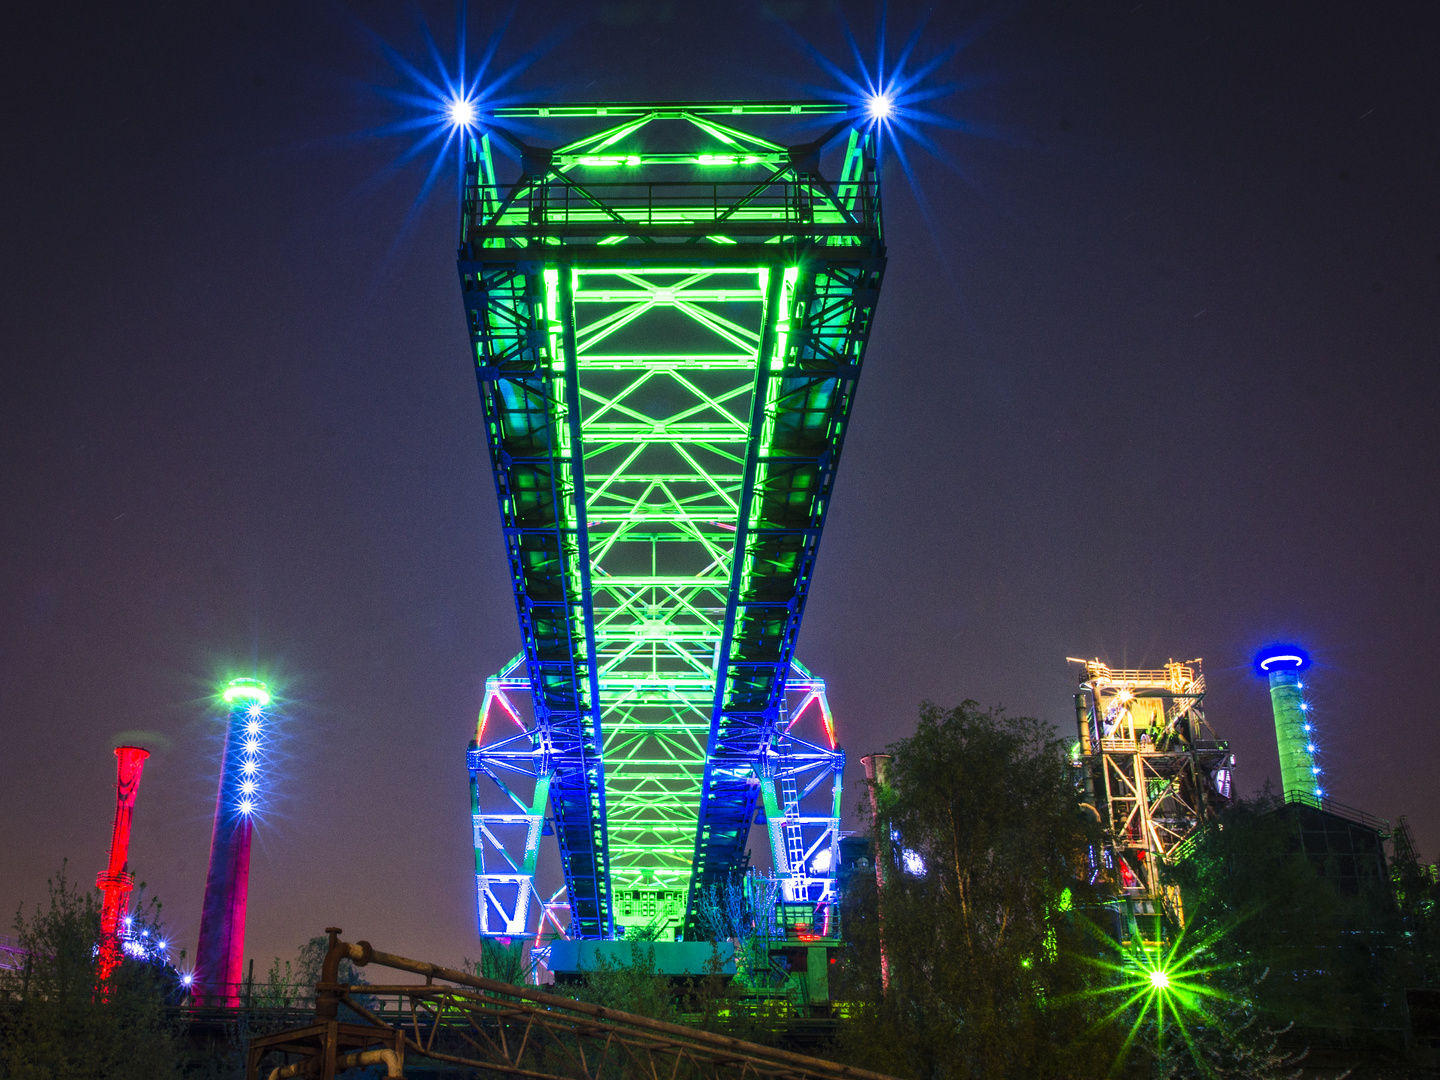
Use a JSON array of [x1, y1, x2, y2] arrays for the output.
[[459, 100, 885, 942]]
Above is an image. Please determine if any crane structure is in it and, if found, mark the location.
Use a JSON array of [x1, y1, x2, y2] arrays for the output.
[[1069, 658, 1233, 939], [459, 102, 884, 941]]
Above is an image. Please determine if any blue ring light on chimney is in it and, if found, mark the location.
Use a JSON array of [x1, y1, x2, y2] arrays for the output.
[[1255, 644, 1311, 678]]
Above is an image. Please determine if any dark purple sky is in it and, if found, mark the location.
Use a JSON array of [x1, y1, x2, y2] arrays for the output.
[[2, 1, 1437, 972]]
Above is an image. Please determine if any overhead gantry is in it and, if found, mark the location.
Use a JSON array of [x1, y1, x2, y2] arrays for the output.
[[458, 102, 885, 941]]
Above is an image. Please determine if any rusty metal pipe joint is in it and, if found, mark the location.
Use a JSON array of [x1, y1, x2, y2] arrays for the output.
[[267, 1049, 401, 1080]]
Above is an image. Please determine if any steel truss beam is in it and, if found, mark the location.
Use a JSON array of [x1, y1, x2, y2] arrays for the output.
[[458, 104, 884, 939]]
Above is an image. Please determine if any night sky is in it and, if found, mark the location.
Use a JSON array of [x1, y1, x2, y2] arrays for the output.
[[3, 1, 1438, 973]]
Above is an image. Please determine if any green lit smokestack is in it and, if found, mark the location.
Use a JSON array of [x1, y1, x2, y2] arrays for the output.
[[1255, 645, 1322, 806]]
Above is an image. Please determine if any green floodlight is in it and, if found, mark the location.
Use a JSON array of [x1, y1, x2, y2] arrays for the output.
[[222, 678, 271, 707], [1072, 919, 1241, 1075]]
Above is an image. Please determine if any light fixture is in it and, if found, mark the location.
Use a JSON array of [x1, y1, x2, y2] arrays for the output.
[[866, 91, 894, 121], [447, 97, 477, 128]]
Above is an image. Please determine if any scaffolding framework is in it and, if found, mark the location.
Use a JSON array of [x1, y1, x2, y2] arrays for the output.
[[459, 102, 884, 940], [1069, 659, 1233, 933]]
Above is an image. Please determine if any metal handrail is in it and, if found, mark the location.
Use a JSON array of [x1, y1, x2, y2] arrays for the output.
[[465, 180, 880, 230], [1285, 791, 1391, 835]]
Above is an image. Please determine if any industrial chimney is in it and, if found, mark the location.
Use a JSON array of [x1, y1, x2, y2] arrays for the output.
[[1254, 645, 1323, 806], [96, 745, 150, 985], [194, 678, 270, 1006]]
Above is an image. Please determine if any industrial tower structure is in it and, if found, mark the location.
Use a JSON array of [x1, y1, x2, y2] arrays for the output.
[[460, 102, 883, 941], [194, 678, 271, 1005], [96, 745, 150, 985], [1069, 659, 1233, 937]]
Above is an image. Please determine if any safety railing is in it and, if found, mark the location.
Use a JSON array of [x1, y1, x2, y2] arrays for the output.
[[1286, 791, 1391, 835], [465, 180, 881, 238]]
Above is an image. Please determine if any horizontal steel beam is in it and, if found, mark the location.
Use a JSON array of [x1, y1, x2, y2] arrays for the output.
[[490, 100, 852, 118]]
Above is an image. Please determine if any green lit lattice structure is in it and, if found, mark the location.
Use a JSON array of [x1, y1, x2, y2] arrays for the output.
[[461, 102, 884, 940]]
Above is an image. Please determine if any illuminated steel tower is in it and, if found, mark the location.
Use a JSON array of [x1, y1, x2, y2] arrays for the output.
[[194, 678, 270, 1005], [96, 745, 150, 984], [1254, 644, 1322, 806], [1070, 658, 1233, 937], [460, 101, 882, 941]]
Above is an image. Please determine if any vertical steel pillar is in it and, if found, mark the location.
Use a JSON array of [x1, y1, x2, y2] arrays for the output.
[[860, 753, 892, 991], [195, 678, 270, 1006], [96, 745, 150, 985]]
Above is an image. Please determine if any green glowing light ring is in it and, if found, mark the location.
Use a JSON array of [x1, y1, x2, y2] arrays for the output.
[[222, 679, 271, 707]]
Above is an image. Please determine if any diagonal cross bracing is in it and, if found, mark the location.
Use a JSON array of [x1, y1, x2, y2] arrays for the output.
[[458, 105, 885, 940]]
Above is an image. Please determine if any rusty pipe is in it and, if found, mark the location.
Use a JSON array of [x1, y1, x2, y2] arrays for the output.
[[313, 927, 346, 1021], [325, 935, 899, 1080], [267, 1049, 401, 1080]]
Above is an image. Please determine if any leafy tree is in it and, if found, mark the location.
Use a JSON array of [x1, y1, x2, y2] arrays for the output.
[[694, 874, 784, 990], [0, 862, 180, 1080], [560, 945, 679, 1022], [248, 936, 372, 1019], [832, 701, 1122, 1080], [250, 956, 304, 1009], [1154, 1013, 1305, 1080], [1165, 791, 1408, 1045], [1147, 967, 1306, 1080], [1077, 919, 1308, 1080], [467, 937, 530, 986], [292, 935, 367, 998], [1389, 822, 1440, 987]]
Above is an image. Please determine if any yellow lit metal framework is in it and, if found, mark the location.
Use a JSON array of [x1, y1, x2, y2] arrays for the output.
[[1068, 658, 1233, 940]]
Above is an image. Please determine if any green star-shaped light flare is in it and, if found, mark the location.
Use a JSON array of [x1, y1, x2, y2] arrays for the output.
[[1074, 914, 1240, 1073]]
